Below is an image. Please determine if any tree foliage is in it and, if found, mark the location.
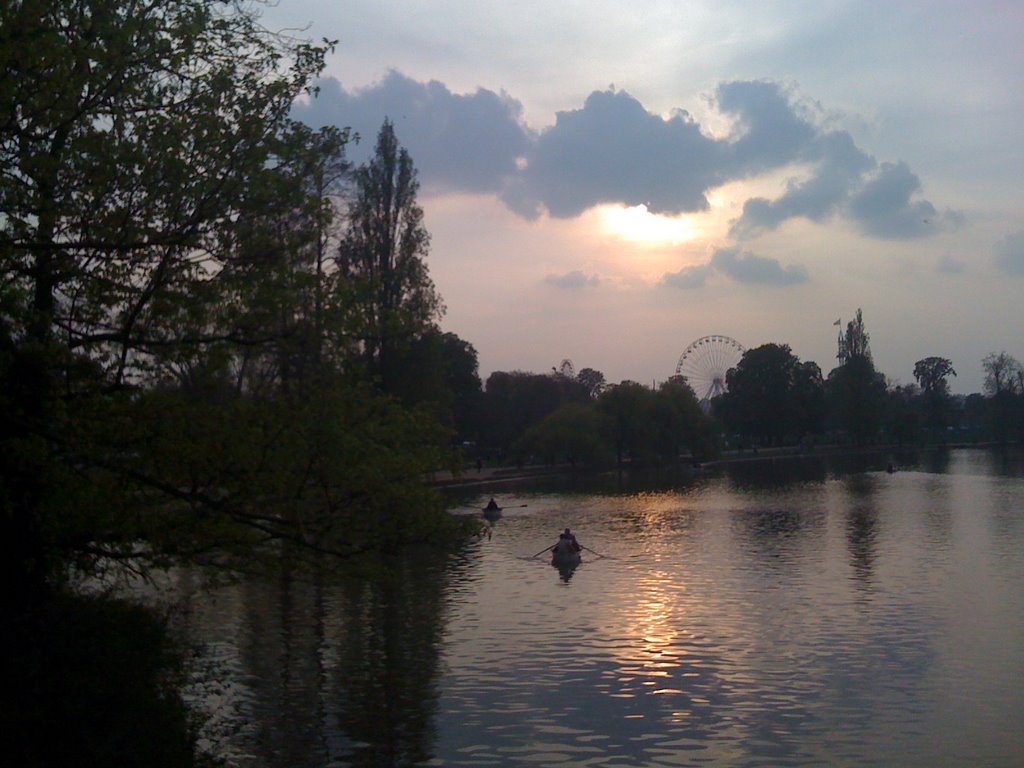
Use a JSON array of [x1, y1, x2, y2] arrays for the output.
[[981, 351, 1024, 443], [338, 119, 443, 391], [513, 402, 608, 467], [839, 308, 872, 362], [826, 355, 887, 445], [913, 356, 956, 435], [719, 344, 823, 446], [597, 381, 658, 466], [479, 371, 567, 457], [654, 378, 717, 461], [1, 0, 338, 603], [0, 1, 471, 608], [825, 309, 886, 445], [982, 352, 1021, 396], [577, 367, 607, 399]]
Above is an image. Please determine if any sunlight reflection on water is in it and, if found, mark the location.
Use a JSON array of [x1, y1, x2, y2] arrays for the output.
[[181, 449, 1024, 767], [433, 453, 1024, 767]]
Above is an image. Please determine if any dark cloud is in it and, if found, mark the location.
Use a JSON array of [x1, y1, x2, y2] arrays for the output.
[[294, 72, 951, 240], [661, 264, 713, 290], [711, 246, 809, 285], [507, 88, 724, 218], [730, 130, 875, 239], [544, 270, 600, 289], [848, 161, 937, 239], [661, 247, 808, 289], [292, 72, 532, 194], [714, 80, 818, 173], [993, 230, 1024, 275]]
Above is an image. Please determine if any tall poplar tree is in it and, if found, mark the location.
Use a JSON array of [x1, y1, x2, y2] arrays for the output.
[[337, 119, 443, 392], [827, 311, 886, 445]]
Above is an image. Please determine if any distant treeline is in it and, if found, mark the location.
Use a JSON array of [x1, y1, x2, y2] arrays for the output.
[[449, 317, 1024, 468]]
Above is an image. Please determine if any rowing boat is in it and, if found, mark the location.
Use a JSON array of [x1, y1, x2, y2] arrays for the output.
[[551, 539, 582, 567]]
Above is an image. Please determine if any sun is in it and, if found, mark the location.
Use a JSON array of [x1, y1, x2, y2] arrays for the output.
[[599, 204, 697, 244]]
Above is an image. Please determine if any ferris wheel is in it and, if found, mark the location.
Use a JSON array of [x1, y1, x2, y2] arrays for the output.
[[556, 358, 576, 379], [675, 335, 745, 404]]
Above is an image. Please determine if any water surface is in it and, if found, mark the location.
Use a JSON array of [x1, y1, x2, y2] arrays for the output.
[[179, 448, 1024, 766]]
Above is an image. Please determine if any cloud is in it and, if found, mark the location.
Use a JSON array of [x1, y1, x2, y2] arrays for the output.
[[292, 72, 532, 195], [993, 230, 1024, 275], [294, 72, 950, 240], [544, 270, 600, 289], [847, 161, 937, 239], [506, 88, 724, 218], [661, 264, 713, 290], [730, 130, 876, 239], [661, 246, 808, 289], [710, 246, 809, 285], [714, 80, 818, 173]]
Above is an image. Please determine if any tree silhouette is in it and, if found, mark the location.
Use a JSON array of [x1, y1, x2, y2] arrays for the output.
[[338, 120, 443, 392]]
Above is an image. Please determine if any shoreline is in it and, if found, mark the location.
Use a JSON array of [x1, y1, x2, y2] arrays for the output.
[[429, 441, 1010, 488]]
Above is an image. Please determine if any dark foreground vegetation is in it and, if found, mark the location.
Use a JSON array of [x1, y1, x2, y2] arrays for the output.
[[1, 1, 475, 763], [3, 1, 1023, 765]]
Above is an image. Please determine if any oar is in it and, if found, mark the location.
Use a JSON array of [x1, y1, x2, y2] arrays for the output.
[[482, 503, 529, 511], [530, 544, 555, 558], [581, 545, 611, 559]]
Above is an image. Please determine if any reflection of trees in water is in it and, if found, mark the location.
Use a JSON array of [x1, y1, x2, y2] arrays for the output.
[[918, 448, 951, 474], [204, 546, 452, 767], [993, 446, 1024, 476], [729, 506, 826, 572], [327, 551, 449, 766], [842, 475, 879, 587], [721, 456, 829, 490], [846, 505, 878, 586], [230, 569, 320, 765]]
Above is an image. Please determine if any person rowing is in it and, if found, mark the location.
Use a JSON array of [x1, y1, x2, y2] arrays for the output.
[[555, 527, 580, 553]]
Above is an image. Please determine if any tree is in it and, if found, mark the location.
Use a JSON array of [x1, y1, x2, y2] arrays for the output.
[[337, 119, 443, 392], [596, 381, 657, 466], [718, 343, 821, 446], [577, 367, 607, 399], [654, 378, 717, 461], [479, 371, 566, 457], [826, 355, 887, 445], [438, 334, 485, 443], [827, 310, 886, 445], [793, 360, 826, 439], [0, 0, 332, 605], [839, 308, 872, 363], [883, 382, 921, 446], [211, 120, 352, 397], [982, 352, 1021, 396], [961, 393, 988, 439], [513, 402, 607, 467], [914, 356, 956, 396], [385, 330, 483, 441], [982, 352, 1023, 444], [913, 356, 956, 438]]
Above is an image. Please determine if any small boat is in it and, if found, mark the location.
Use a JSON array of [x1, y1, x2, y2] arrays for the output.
[[551, 539, 582, 567], [482, 504, 502, 520]]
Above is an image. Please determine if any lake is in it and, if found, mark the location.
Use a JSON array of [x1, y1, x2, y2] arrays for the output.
[[175, 447, 1024, 767]]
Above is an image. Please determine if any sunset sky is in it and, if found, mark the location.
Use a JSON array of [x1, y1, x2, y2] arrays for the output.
[[264, 0, 1023, 394]]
